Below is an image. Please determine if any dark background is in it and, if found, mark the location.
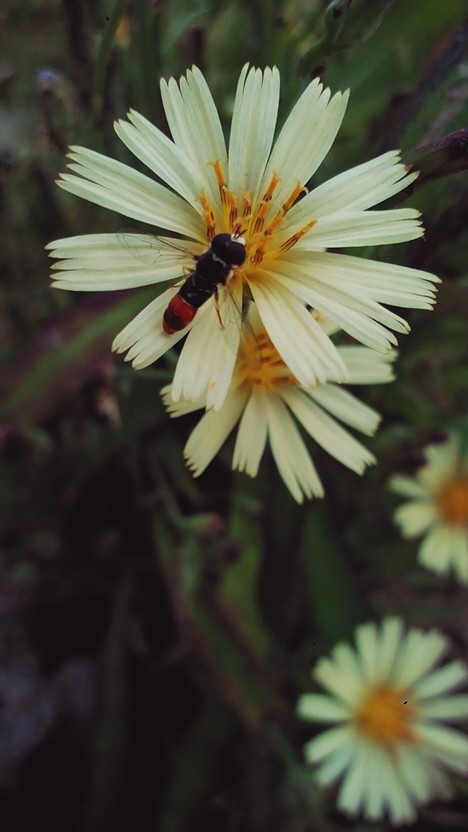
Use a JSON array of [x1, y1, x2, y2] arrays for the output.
[[0, 1, 468, 830]]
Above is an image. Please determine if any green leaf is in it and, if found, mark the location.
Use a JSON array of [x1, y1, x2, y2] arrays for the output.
[[0, 289, 156, 425], [218, 482, 271, 662], [299, 503, 366, 647]]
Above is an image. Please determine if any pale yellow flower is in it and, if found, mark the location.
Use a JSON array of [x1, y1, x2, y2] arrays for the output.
[[390, 433, 468, 583], [47, 65, 438, 410], [298, 617, 468, 825], [162, 308, 395, 503]]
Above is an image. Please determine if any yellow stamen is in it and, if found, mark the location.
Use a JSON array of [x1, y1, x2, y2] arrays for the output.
[[208, 161, 242, 232], [262, 173, 281, 202], [437, 476, 468, 526], [253, 174, 281, 234], [211, 159, 227, 188], [355, 685, 418, 750], [280, 219, 317, 253], [250, 239, 268, 266], [256, 183, 309, 249], [247, 182, 314, 264], [197, 167, 316, 275], [199, 193, 217, 240], [237, 330, 298, 390], [282, 182, 308, 212], [263, 210, 285, 239], [227, 192, 238, 230]]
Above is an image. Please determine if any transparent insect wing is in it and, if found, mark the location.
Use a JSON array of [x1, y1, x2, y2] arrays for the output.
[[213, 280, 240, 339], [217, 290, 262, 369], [117, 230, 259, 363], [117, 230, 200, 268]]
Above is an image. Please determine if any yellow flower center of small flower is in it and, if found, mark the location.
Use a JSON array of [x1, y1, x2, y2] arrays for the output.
[[200, 161, 316, 268], [354, 685, 418, 749], [115, 15, 131, 48], [236, 330, 298, 390], [436, 476, 468, 526]]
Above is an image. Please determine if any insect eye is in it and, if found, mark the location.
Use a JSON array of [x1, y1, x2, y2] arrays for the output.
[[228, 241, 247, 266], [211, 233, 231, 256], [211, 233, 246, 266]]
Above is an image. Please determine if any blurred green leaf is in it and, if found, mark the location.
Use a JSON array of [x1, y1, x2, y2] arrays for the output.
[[92, 0, 128, 118], [219, 485, 271, 662], [84, 572, 132, 831], [299, 503, 365, 646], [0, 289, 156, 425], [190, 596, 278, 729], [160, 689, 234, 832]]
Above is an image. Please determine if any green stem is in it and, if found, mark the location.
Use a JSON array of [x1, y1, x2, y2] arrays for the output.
[[92, 0, 128, 120]]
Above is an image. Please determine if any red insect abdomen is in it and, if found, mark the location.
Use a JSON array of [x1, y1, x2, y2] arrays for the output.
[[163, 294, 197, 334]]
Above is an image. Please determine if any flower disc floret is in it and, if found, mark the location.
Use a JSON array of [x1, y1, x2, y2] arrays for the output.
[[436, 476, 468, 527], [355, 685, 417, 748]]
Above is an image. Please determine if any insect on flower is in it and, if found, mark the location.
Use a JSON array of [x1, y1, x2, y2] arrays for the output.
[[163, 232, 247, 334], [118, 229, 247, 335]]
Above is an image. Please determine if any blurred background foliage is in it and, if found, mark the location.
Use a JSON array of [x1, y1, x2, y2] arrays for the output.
[[0, 1, 468, 830]]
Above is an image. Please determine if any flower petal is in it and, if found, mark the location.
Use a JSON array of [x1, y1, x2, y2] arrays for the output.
[[281, 387, 376, 475], [308, 384, 380, 436], [416, 723, 468, 773], [392, 628, 447, 689], [160, 67, 227, 220], [393, 500, 438, 538], [313, 651, 366, 706], [287, 150, 418, 222], [58, 146, 202, 238], [421, 694, 468, 720], [418, 524, 468, 582], [304, 724, 354, 765], [338, 345, 396, 384], [114, 109, 204, 205], [232, 388, 269, 477], [112, 288, 188, 369], [249, 275, 347, 386], [313, 741, 355, 786], [170, 283, 241, 411], [388, 474, 430, 499], [297, 693, 349, 723], [376, 617, 405, 680], [259, 80, 348, 210], [269, 251, 437, 351], [264, 396, 324, 502], [48, 232, 194, 291], [337, 739, 373, 817], [289, 208, 423, 249], [228, 66, 280, 203], [183, 388, 248, 476]]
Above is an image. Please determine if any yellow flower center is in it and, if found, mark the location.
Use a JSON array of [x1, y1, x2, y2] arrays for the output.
[[436, 476, 468, 526], [354, 685, 418, 749], [115, 15, 131, 48], [236, 330, 298, 390], [200, 161, 316, 268]]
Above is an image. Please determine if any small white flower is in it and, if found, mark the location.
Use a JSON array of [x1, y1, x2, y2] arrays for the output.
[[298, 617, 468, 826], [47, 65, 438, 410], [389, 433, 468, 584], [162, 307, 395, 503]]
